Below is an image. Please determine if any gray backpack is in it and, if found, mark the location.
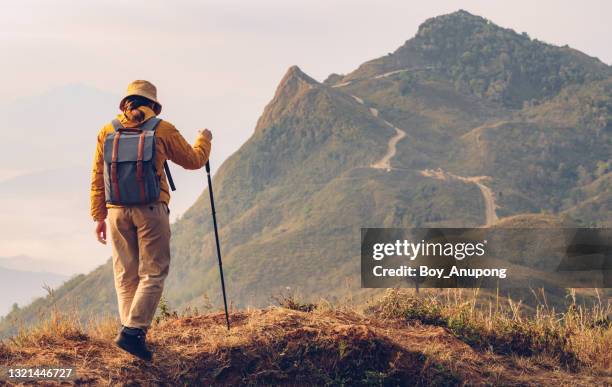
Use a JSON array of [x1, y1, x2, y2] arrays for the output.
[[103, 118, 162, 205]]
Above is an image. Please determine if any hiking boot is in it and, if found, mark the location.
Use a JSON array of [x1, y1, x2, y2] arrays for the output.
[[114, 326, 153, 361]]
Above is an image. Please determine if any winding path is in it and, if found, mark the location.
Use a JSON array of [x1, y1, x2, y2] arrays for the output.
[[341, 71, 499, 226], [331, 66, 435, 89], [420, 169, 499, 226], [350, 95, 407, 171]]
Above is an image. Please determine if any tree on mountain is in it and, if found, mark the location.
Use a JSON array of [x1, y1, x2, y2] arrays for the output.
[[595, 160, 610, 177]]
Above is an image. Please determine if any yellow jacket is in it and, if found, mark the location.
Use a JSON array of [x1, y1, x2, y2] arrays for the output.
[[90, 106, 211, 221]]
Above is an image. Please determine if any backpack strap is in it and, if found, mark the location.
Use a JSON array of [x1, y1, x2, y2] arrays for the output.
[[140, 117, 177, 192]]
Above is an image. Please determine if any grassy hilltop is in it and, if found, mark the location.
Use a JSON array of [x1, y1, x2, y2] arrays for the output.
[[1, 291, 610, 385]]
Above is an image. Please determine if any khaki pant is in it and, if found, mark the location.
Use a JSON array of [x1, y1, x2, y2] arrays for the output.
[[108, 202, 171, 329]]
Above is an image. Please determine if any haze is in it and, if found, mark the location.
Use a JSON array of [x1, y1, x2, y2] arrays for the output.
[[0, 0, 610, 276]]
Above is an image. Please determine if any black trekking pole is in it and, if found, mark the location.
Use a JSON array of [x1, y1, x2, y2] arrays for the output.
[[205, 161, 230, 330]]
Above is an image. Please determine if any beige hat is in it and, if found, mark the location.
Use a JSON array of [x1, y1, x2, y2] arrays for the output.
[[119, 80, 162, 115]]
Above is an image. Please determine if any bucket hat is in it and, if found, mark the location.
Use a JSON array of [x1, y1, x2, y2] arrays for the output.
[[119, 80, 162, 115]]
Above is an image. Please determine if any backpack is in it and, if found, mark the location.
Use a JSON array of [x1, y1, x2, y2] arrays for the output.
[[103, 118, 162, 205]]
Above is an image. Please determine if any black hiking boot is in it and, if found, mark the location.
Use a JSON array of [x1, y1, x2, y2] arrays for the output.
[[114, 326, 153, 361]]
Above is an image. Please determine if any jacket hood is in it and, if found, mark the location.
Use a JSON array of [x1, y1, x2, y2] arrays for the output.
[[118, 106, 157, 128]]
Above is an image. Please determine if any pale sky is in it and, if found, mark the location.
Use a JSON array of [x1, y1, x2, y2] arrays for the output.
[[0, 0, 610, 275], [1, 0, 610, 165]]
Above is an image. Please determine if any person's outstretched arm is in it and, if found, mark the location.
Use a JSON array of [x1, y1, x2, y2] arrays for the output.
[[163, 124, 212, 169]]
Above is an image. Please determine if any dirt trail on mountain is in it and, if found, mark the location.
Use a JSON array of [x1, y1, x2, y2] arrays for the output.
[[343, 74, 498, 225], [420, 169, 499, 226], [350, 95, 406, 171], [331, 66, 436, 88], [371, 125, 406, 171]]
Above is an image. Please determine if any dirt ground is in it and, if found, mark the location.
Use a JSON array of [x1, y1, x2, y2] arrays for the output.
[[1, 308, 609, 386]]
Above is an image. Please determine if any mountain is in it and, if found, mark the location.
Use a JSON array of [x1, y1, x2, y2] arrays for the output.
[[2, 10, 610, 337], [0, 255, 73, 275], [341, 10, 609, 109], [0, 266, 67, 317]]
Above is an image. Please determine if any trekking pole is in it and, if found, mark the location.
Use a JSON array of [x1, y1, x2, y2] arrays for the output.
[[205, 161, 230, 330]]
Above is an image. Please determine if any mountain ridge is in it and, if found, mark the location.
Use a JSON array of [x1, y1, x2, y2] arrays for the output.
[[340, 10, 610, 108]]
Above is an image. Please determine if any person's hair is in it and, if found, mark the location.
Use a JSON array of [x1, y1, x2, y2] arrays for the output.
[[122, 95, 155, 122]]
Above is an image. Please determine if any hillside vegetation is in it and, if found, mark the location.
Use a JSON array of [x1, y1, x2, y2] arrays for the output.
[[1, 10, 610, 336], [1, 291, 610, 385]]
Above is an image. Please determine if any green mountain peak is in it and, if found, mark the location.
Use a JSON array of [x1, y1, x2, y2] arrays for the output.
[[255, 65, 321, 132], [343, 10, 611, 108], [415, 9, 490, 37]]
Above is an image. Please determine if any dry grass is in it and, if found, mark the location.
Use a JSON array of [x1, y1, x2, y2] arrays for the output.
[[8, 310, 86, 348], [369, 289, 612, 372], [86, 314, 121, 341], [272, 292, 318, 312], [1, 293, 610, 385]]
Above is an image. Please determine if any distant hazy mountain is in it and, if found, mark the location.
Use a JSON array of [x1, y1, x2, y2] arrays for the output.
[[0, 266, 67, 317], [3, 10, 610, 336], [0, 255, 74, 276]]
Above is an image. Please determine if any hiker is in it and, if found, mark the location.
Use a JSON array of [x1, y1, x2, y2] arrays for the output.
[[90, 80, 212, 361]]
